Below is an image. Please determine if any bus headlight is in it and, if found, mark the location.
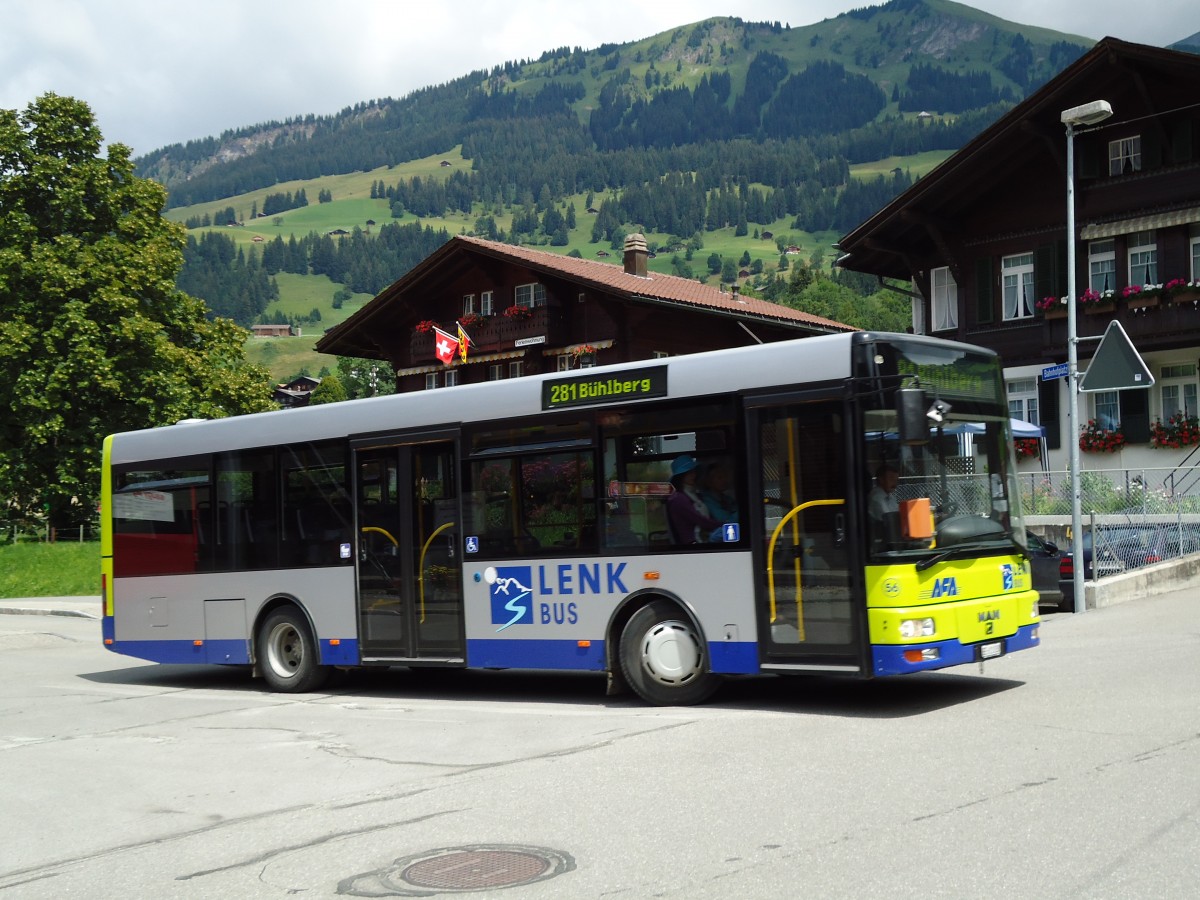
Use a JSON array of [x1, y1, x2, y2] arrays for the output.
[[899, 617, 936, 639]]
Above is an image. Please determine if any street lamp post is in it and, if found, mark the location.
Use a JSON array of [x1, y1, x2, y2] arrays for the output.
[[1062, 99, 1113, 614]]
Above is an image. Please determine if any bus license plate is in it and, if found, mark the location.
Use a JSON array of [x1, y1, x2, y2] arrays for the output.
[[978, 641, 1004, 660]]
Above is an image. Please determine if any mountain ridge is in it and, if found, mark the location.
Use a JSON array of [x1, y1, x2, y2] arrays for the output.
[[138, 0, 1097, 206]]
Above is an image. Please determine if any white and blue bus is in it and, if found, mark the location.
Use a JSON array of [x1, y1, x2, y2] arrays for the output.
[[101, 332, 1040, 705]]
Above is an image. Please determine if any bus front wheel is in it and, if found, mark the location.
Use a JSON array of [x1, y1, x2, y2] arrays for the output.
[[619, 600, 720, 706], [257, 608, 330, 693]]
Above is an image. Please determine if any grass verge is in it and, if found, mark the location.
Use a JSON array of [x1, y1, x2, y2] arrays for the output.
[[0, 542, 99, 599]]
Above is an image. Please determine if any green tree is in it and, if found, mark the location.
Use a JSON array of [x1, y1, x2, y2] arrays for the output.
[[308, 374, 347, 405], [0, 94, 274, 531]]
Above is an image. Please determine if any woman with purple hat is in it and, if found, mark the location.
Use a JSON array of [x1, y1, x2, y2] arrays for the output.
[[666, 455, 721, 544]]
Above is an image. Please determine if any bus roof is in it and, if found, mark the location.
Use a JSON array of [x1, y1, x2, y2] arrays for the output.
[[106, 332, 994, 464]]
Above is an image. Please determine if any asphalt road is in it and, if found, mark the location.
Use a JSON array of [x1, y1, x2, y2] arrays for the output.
[[0, 595, 1197, 898]]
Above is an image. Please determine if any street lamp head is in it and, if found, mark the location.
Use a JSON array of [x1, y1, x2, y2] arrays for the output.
[[1061, 100, 1113, 127]]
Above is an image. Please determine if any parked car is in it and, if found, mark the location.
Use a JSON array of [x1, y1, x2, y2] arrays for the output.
[[1057, 526, 1149, 611], [1025, 530, 1063, 609], [1135, 524, 1200, 566]]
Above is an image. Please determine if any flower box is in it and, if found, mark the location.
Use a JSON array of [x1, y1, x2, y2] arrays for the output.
[[1169, 288, 1200, 305], [1043, 307, 1068, 320], [1083, 302, 1115, 315], [1127, 295, 1160, 311]]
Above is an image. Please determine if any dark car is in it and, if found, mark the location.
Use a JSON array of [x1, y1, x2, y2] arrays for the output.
[[1025, 530, 1063, 609], [1057, 527, 1144, 611]]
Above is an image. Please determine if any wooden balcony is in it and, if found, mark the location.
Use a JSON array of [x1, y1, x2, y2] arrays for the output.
[[407, 306, 566, 365]]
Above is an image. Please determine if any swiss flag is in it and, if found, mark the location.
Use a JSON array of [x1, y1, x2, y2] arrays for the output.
[[433, 326, 459, 366]]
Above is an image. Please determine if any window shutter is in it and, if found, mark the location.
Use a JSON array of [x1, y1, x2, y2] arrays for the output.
[[1142, 130, 1161, 170], [1170, 119, 1194, 164], [1078, 140, 1100, 180], [1038, 378, 1061, 450], [1035, 243, 1057, 304], [975, 257, 994, 325], [1121, 390, 1150, 444]]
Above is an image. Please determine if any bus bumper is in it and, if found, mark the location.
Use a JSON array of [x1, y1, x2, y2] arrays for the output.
[[871, 623, 1040, 676]]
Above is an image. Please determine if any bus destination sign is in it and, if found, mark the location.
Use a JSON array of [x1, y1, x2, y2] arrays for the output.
[[542, 365, 668, 410]]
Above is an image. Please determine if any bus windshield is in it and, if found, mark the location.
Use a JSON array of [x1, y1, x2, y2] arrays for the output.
[[858, 338, 1027, 564]]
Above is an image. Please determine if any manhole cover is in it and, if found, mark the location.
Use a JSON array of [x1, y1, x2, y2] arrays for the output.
[[339, 844, 575, 897]]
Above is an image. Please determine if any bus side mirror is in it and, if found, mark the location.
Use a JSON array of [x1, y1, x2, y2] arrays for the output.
[[896, 387, 929, 445]]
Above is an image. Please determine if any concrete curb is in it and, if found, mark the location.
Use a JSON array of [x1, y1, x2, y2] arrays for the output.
[[0, 606, 99, 620], [0, 597, 101, 620]]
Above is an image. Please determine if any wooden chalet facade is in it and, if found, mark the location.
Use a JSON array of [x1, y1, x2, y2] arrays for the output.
[[316, 234, 854, 392], [837, 38, 1200, 472]]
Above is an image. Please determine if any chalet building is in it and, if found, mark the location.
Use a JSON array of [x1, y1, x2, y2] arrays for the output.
[[251, 324, 296, 338], [837, 38, 1200, 473], [316, 234, 854, 393], [274, 375, 321, 409]]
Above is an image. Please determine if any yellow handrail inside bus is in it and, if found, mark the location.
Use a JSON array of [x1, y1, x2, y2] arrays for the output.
[[767, 499, 845, 641], [360, 525, 399, 546], [418, 522, 456, 624]]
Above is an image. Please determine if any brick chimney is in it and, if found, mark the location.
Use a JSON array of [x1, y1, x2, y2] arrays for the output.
[[623, 232, 648, 277]]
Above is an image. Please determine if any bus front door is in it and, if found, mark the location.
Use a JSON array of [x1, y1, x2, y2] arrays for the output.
[[355, 440, 464, 663], [750, 400, 864, 673]]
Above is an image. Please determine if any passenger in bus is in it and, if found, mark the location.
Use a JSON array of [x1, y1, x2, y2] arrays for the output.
[[698, 462, 738, 525], [868, 464, 900, 547], [666, 455, 721, 544]]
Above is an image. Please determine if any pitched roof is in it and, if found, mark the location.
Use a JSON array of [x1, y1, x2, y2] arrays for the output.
[[317, 235, 852, 359], [837, 37, 1200, 279]]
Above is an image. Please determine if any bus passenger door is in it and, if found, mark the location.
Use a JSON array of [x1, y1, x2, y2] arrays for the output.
[[749, 399, 864, 673], [355, 438, 464, 662]]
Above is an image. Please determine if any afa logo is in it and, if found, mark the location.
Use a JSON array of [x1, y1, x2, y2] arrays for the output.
[[485, 566, 534, 631], [930, 576, 958, 598]]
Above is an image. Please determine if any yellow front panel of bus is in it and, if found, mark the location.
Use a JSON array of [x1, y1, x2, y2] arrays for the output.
[[865, 555, 1037, 645]]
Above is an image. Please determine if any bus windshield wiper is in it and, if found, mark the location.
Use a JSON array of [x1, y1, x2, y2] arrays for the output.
[[915, 538, 1023, 571]]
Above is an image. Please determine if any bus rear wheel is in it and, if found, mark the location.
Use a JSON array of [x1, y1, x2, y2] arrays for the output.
[[619, 600, 720, 706], [257, 608, 330, 693]]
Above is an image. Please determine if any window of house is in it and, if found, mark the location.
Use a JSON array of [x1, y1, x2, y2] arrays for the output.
[[557, 355, 571, 371], [1109, 136, 1141, 176], [1129, 231, 1157, 287], [1094, 391, 1120, 431], [1089, 240, 1116, 294], [480, 290, 494, 316], [931, 266, 958, 332], [509, 361, 524, 379], [444, 369, 459, 388], [1159, 364, 1197, 419], [1190, 237, 1200, 282], [487, 365, 504, 381], [463, 294, 476, 316], [425, 373, 439, 390], [1002, 253, 1035, 321], [652, 351, 669, 359], [515, 283, 546, 309], [1007, 378, 1039, 426]]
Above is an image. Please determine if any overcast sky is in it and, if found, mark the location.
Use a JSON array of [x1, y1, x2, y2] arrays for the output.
[[1, 0, 1194, 157]]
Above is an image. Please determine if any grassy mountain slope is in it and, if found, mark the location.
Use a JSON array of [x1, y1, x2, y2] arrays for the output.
[[148, 0, 1098, 381]]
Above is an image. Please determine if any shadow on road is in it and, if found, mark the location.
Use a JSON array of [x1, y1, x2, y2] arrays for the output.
[[80, 662, 1022, 718]]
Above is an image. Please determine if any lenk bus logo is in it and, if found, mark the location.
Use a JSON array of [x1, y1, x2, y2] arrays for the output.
[[486, 566, 535, 631], [485, 562, 630, 631]]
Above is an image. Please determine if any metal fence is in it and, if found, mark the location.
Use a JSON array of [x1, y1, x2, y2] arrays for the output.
[[1021, 467, 1200, 575]]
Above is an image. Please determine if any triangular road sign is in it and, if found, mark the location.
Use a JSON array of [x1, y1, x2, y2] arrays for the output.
[[1079, 320, 1154, 392]]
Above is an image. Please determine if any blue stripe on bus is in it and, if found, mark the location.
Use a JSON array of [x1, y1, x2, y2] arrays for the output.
[[708, 641, 759, 674], [466, 639, 607, 671], [101, 636, 358, 667], [871, 623, 1040, 676]]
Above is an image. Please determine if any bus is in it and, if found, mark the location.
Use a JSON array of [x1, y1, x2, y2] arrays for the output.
[[100, 332, 1040, 705]]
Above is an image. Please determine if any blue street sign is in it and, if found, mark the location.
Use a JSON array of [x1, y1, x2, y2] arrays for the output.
[[1041, 362, 1069, 381]]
